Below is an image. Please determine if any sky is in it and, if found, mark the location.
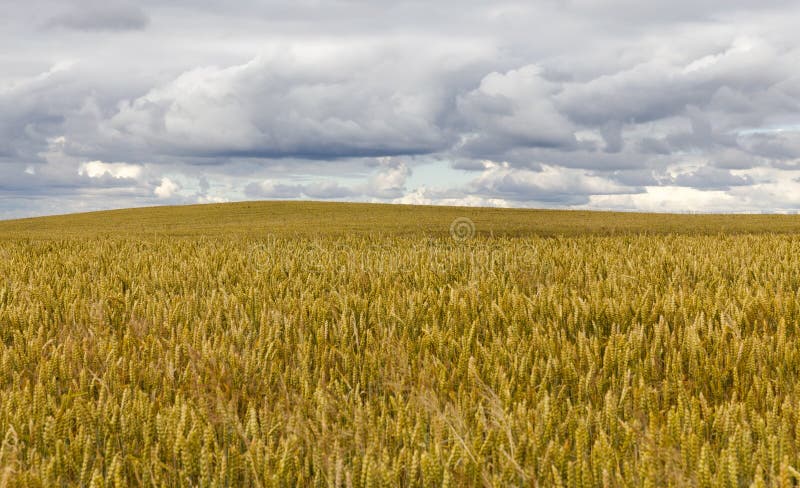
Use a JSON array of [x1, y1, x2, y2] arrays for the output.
[[2, 0, 800, 218]]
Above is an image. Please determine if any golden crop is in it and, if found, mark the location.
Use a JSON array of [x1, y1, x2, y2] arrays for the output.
[[2, 204, 800, 486]]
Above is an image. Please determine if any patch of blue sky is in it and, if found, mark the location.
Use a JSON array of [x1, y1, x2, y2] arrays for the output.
[[405, 160, 475, 189]]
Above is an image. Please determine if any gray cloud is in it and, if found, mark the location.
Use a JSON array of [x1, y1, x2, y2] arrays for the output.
[[670, 166, 753, 190], [456, 162, 637, 205], [739, 132, 800, 161], [243, 159, 410, 200], [244, 181, 302, 199], [102, 45, 474, 161], [3, 0, 800, 216], [455, 66, 578, 158], [47, 1, 149, 31]]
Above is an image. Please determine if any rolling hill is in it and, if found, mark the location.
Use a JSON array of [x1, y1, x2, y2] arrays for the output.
[[1, 201, 800, 238]]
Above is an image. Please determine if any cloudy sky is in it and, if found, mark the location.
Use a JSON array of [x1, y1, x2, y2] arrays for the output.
[[3, 0, 800, 217]]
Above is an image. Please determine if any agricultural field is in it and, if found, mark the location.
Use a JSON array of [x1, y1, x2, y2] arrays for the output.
[[2, 202, 800, 486]]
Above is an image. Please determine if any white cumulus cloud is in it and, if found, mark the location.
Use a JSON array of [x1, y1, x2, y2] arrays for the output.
[[154, 177, 179, 199]]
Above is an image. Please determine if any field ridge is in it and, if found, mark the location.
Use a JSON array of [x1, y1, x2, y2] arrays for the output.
[[2, 201, 800, 238]]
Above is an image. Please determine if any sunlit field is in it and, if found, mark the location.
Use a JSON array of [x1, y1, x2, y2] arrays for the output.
[[2, 202, 800, 486]]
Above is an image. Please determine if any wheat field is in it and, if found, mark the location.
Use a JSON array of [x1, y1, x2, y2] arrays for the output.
[[2, 203, 800, 486]]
